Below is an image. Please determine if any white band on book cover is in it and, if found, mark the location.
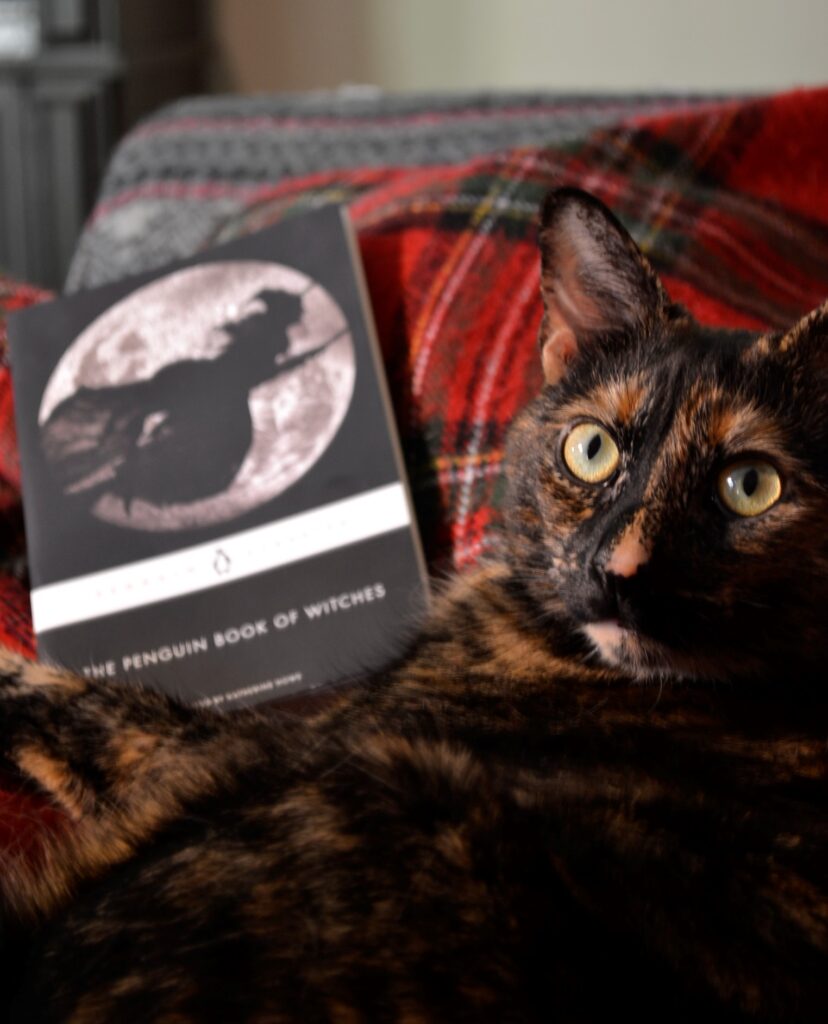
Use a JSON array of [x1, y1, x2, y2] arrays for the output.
[[31, 483, 412, 634]]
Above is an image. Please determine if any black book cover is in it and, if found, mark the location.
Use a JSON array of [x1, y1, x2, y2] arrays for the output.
[[9, 206, 428, 708]]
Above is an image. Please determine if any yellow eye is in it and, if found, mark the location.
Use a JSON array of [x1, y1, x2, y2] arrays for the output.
[[718, 460, 782, 517], [563, 422, 620, 484]]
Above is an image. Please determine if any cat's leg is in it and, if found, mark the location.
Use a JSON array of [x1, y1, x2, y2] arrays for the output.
[[0, 648, 260, 924]]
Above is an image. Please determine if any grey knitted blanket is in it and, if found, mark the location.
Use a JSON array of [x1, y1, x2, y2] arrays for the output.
[[67, 88, 716, 291]]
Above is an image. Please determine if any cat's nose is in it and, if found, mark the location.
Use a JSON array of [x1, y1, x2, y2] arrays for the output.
[[604, 514, 651, 579]]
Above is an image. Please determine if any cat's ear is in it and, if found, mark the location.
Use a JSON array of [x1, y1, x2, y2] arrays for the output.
[[756, 299, 828, 367], [537, 188, 670, 384]]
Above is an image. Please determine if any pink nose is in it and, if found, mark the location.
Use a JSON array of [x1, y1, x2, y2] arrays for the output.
[[606, 530, 650, 578]]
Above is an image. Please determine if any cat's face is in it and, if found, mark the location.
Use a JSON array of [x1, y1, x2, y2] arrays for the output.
[[506, 189, 828, 681]]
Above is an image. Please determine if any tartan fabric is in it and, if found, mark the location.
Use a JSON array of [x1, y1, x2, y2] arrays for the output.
[[0, 275, 50, 659], [0, 275, 55, 853], [2, 86, 828, 854], [209, 88, 828, 571]]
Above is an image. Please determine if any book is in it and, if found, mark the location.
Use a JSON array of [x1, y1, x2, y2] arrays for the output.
[[9, 205, 428, 708]]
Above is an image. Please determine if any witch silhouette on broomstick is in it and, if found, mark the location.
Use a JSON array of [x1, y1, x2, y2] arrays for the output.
[[41, 287, 339, 512]]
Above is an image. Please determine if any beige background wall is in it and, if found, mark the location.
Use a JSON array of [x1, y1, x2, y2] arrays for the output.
[[209, 0, 827, 94]]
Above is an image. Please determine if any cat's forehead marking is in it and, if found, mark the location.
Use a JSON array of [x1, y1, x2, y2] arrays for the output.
[[632, 383, 787, 510], [601, 374, 648, 426], [557, 372, 648, 427], [711, 406, 786, 454], [670, 381, 786, 455], [704, 404, 740, 448]]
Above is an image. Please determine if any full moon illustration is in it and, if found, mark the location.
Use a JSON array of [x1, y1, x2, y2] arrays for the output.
[[39, 261, 356, 531]]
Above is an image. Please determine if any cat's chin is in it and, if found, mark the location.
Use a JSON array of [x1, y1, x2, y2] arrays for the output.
[[580, 620, 690, 680]]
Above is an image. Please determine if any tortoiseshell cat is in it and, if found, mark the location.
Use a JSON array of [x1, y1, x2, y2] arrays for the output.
[[1, 189, 825, 1022]]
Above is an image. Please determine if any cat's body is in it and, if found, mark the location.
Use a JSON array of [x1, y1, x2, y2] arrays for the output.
[[1, 190, 826, 1022]]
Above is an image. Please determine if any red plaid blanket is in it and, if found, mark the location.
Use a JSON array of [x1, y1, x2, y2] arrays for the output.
[[2, 86, 828, 848]]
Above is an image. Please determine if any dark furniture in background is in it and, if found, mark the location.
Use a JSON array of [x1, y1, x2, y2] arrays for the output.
[[0, 0, 204, 289]]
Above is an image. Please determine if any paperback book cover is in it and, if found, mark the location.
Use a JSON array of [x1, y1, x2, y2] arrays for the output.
[[9, 206, 427, 708]]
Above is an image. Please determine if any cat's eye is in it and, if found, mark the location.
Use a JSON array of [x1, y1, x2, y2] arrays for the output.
[[562, 422, 620, 484], [717, 460, 782, 517]]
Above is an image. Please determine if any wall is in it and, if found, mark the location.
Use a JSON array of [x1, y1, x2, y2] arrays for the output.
[[208, 0, 370, 92], [208, 0, 828, 94]]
